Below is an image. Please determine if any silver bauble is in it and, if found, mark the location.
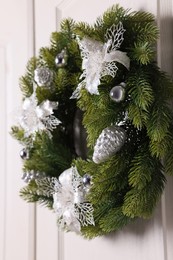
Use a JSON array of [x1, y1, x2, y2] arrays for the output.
[[110, 82, 126, 102], [93, 126, 126, 164], [55, 49, 68, 68], [34, 67, 53, 87], [20, 148, 29, 160], [82, 174, 91, 186]]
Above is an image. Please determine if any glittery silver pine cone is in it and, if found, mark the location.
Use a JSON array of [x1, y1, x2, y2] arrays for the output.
[[34, 67, 53, 87], [92, 126, 126, 164], [22, 170, 45, 183]]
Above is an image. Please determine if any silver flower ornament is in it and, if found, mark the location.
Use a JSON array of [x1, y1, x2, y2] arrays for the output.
[[71, 22, 130, 98]]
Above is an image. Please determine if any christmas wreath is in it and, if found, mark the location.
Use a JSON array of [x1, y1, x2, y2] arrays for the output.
[[11, 5, 173, 238]]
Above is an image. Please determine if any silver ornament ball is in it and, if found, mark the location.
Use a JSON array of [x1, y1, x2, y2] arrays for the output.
[[20, 148, 29, 160], [82, 174, 91, 186], [93, 126, 126, 164], [110, 82, 126, 102], [55, 49, 68, 68], [34, 67, 53, 87]]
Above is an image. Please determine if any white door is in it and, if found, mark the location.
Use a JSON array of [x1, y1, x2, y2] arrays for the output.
[[1, 1, 173, 260], [34, 1, 173, 260], [0, 1, 37, 260]]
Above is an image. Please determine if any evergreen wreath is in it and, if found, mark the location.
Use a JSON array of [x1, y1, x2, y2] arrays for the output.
[[11, 5, 173, 238]]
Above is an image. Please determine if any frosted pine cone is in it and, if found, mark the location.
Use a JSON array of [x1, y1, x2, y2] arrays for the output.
[[93, 126, 126, 164]]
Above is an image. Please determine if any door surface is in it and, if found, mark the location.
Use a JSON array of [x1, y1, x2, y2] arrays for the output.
[[1, 1, 173, 260], [0, 1, 35, 260], [34, 1, 173, 260]]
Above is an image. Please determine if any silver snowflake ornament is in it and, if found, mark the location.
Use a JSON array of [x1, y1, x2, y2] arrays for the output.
[[53, 166, 95, 233], [71, 22, 130, 98], [18, 92, 61, 139]]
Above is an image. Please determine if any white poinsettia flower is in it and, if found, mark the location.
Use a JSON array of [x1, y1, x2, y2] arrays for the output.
[[71, 22, 130, 98], [53, 166, 95, 233], [19, 92, 61, 138]]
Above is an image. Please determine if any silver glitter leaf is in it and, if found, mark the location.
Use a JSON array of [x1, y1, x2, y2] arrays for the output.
[[35, 177, 56, 197], [76, 202, 95, 226], [105, 22, 126, 51]]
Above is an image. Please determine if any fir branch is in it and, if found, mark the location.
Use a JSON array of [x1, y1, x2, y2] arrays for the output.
[[81, 224, 104, 239], [11, 126, 25, 142], [127, 71, 154, 110], [128, 146, 155, 190], [122, 166, 165, 218], [95, 5, 129, 33], [149, 134, 171, 158], [101, 4, 129, 24], [20, 185, 53, 209], [99, 207, 134, 233], [11, 126, 34, 146], [131, 41, 154, 64], [128, 103, 148, 129], [126, 67, 154, 128], [50, 32, 61, 51], [60, 18, 76, 35], [39, 47, 56, 69], [19, 57, 38, 97], [20, 177, 55, 208], [23, 133, 72, 177], [74, 22, 95, 39], [137, 23, 159, 42], [164, 133, 173, 175], [19, 76, 33, 97], [78, 154, 130, 208], [146, 102, 171, 142], [127, 11, 155, 23], [81, 89, 124, 147], [54, 69, 69, 94]]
